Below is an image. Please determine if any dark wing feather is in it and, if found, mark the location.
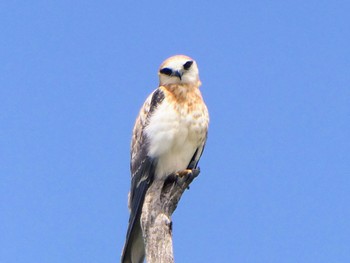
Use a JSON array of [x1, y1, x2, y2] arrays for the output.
[[121, 88, 165, 263], [187, 131, 207, 170]]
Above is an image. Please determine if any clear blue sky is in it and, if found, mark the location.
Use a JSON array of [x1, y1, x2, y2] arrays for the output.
[[1, 1, 349, 262]]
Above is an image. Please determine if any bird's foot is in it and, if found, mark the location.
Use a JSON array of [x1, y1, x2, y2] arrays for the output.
[[175, 169, 193, 178], [176, 167, 200, 177], [175, 168, 200, 189]]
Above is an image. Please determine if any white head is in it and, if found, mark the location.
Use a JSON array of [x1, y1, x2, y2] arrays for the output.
[[158, 55, 200, 86]]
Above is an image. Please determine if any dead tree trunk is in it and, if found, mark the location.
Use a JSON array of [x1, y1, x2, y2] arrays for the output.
[[140, 169, 200, 263]]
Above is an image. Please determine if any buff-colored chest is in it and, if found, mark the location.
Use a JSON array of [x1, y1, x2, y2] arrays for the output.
[[145, 85, 209, 178]]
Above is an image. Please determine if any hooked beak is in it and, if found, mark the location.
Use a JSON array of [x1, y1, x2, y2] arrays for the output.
[[173, 70, 182, 80]]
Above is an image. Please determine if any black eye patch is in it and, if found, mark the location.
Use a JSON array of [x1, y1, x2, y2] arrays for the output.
[[183, 61, 193, 70], [159, 68, 172, 76]]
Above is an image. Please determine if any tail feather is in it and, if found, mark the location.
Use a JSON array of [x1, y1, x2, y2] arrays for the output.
[[122, 157, 155, 263], [121, 218, 144, 263]]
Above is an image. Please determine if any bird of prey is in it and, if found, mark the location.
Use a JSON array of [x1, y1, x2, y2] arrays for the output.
[[121, 55, 209, 263]]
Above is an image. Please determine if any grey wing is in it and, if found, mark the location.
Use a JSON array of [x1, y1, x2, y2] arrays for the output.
[[129, 88, 165, 211], [187, 134, 207, 170], [121, 88, 165, 263], [187, 102, 209, 170]]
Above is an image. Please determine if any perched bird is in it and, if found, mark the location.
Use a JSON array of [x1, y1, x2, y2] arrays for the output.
[[121, 55, 209, 263]]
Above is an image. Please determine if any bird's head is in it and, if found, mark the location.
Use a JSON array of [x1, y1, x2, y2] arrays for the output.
[[158, 55, 200, 86]]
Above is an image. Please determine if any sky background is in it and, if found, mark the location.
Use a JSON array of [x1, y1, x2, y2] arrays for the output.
[[1, 1, 350, 262]]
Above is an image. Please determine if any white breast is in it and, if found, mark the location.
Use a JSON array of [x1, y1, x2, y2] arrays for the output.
[[145, 99, 208, 179]]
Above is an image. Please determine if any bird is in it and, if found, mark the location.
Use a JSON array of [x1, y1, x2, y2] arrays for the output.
[[121, 55, 209, 263]]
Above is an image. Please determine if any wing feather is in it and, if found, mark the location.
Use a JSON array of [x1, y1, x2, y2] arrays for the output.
[[121, 88, 165, 263]]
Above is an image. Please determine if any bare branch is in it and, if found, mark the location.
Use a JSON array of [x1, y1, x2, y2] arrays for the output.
[[140, 169, 200, 263]]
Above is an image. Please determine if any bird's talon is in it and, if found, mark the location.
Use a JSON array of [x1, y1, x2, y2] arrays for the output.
[[176, 169, 192, 178]]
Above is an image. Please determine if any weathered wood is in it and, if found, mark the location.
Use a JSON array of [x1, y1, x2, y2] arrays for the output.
[[140, 169, 200, 263]]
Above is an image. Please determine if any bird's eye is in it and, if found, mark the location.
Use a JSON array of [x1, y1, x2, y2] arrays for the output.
[[183, 61, 193, 70], [159, 68, 172, 76]]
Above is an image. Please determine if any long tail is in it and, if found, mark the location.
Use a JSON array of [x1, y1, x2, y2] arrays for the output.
[[121, 157, 156, 263], [121, 216, 145, 263]]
